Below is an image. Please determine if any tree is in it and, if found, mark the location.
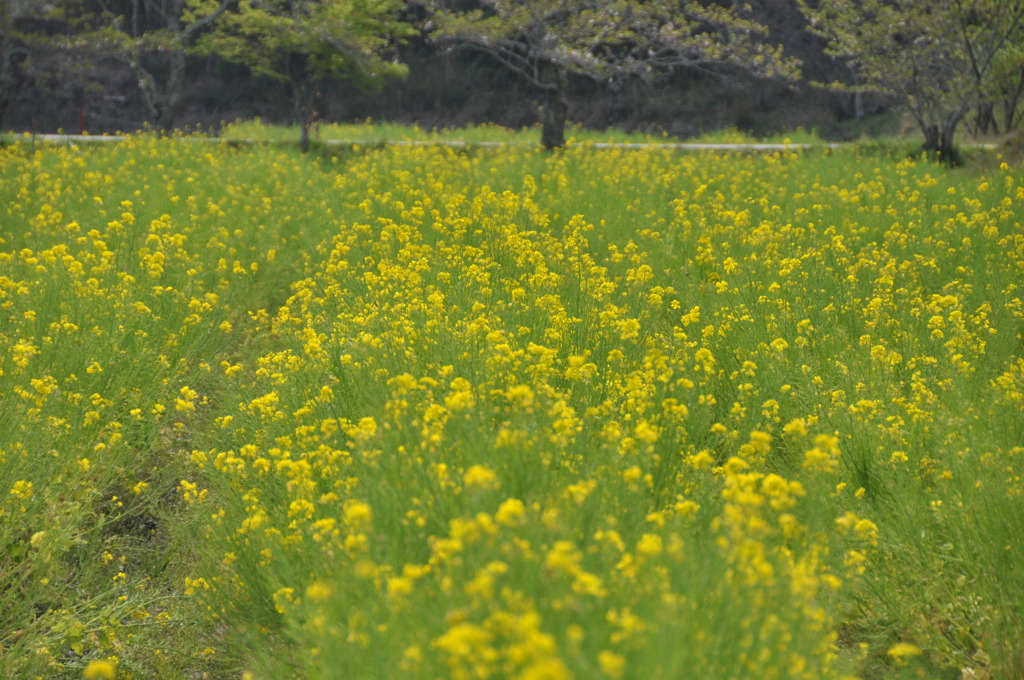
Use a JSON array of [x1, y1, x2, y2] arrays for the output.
[[800, 0, 1024, 160], [1, 0, 237, 132], [0, 0, 236, 131], [75, 0, 237, 130], [974, 33, 1024, 135], [424, 0, 801, 149], [197, 0, 410, 147]]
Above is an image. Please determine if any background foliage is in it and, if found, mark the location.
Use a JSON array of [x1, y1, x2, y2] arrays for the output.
[[7, 0, 1016, 145]]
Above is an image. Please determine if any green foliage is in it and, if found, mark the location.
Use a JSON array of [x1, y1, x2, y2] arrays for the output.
[[800, 0, 1024, 153], [197, 0, 409, 90], [196, 0, 410, 143]]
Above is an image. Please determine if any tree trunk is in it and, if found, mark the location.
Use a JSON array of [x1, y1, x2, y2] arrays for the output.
[[134, 64, 160, 126], [974, 102, 998, 136], [850, 64, 863, 121], [539, 60, 567, 150], [1004, 69, 1024, 133], [144, 0, 230, 131], [155, 49, 186, 131], [922, 118, 960, 164], [290, 77, 313, 150]]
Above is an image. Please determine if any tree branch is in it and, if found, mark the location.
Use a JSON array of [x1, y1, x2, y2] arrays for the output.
[[181, 0, 236, 42], [953, 0, 983, 84], [454, 40, 545, 89]]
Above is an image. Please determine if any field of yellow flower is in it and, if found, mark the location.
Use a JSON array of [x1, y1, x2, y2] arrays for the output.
[[1, 135, 1022, 679]]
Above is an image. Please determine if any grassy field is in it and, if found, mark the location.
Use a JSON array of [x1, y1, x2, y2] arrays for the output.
[[1, 135, 1022, 680], [215, 119, 824, 146]]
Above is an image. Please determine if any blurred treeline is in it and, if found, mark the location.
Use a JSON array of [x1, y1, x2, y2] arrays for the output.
[[1, 0, 887, 138]]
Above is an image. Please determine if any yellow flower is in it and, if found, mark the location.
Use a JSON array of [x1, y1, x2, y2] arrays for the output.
[[463, 464, 499, 490], [83, 660, 116, 680], [887, 642, 923, 658], [343, 499, 374, 530], [9, 480, 33, 499], [496, 498, 526, 526], [636, 533, 663, 557], [782, 418, 807, 438], [387, 576, 414, 598], [598, 650, 626, 678]]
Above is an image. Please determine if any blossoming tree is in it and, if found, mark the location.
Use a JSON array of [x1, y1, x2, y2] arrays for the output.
[[424, 0, 800, 148]]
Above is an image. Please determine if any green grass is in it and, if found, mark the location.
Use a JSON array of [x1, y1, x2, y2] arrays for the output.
[[217, 119, 834, 146], [218, 118, 678, 144]]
